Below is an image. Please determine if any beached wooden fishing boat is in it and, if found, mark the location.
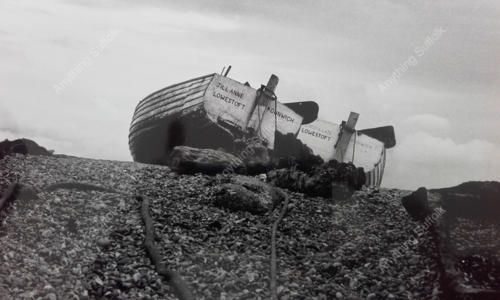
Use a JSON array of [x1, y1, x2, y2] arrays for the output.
[[129, 70, 395, 186]]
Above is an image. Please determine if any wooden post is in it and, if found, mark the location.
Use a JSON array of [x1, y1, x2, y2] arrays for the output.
[[254, 74, 279, 140], [266, 74, 279, 94], [345, 111, 359, 130], [256, 74, 278, 105], [333, 112, 359, 162], [223, 65, 232, 77]]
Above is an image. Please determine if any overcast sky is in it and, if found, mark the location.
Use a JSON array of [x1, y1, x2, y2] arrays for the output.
[[1, 0, 499, 189]]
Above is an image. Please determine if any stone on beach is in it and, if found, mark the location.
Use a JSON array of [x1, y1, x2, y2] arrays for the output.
[[401, 187, 431, 221], [169, 146, 246, 175], [233, 137, 273, 175], [213, 183, 271, 215]]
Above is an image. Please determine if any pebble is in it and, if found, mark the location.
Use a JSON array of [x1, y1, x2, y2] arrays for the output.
[[13, 277, 26, 288], [71, 266, 81, 275], [171, 235, 181, 243], [81, 289, 89, 300], [367, 293, 376, 299], [133, 272, 141, 282], [39, 248, 50, 257], [97, 238, 111, 248], [336, 291, 343, 298], [45, 293, 57, 300], [39, 265, 50, 274], [118, 257, 132, 265], [94, 277, 104, 286], [43, 284, 54, 291], [306, 267, 316, 275], [409, 255, 420, 264]]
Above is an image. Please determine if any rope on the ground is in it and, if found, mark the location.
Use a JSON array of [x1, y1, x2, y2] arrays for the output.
[[138, 195, 195, 300], [44, 182, 120, 194], [0, 183, 19, 212], [270, 193, 290, 300]]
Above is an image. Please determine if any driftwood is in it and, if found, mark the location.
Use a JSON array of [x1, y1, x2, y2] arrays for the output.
[[270, 193, 289, 300], [0, 183, 20, 213], [138, 196, 194, 300]]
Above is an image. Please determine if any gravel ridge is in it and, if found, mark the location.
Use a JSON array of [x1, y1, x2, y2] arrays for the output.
[[0, 154, 440, 299]]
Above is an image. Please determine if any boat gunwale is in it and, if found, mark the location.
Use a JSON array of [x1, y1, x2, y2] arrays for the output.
[[134, 73, 216, 112], [129, 99, 205, 138], [131, 84, 209, 125], [133, 76, 214, 119]]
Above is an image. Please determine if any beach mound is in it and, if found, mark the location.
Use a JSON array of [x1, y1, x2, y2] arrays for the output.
[[0, 154, 498, 299], [0, 138, 53, 159]]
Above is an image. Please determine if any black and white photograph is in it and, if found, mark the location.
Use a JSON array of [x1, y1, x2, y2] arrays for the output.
[[0, 1, 499, 299]]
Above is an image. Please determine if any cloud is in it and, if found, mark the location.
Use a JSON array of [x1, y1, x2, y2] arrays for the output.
[[398, 131, 497, 164], [384, 131, 500, 189], [0, 106, 75, 155], [0, 106, 20, 134], [401, 114, 450, 136], [0, 99, 130, 161], [48, 37, 73, 48], [1, 0, 499, 191], [59, 0, 241, 33]]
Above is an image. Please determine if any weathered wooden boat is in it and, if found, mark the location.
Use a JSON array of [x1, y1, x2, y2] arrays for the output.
[[129, 70, 395, 186]]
